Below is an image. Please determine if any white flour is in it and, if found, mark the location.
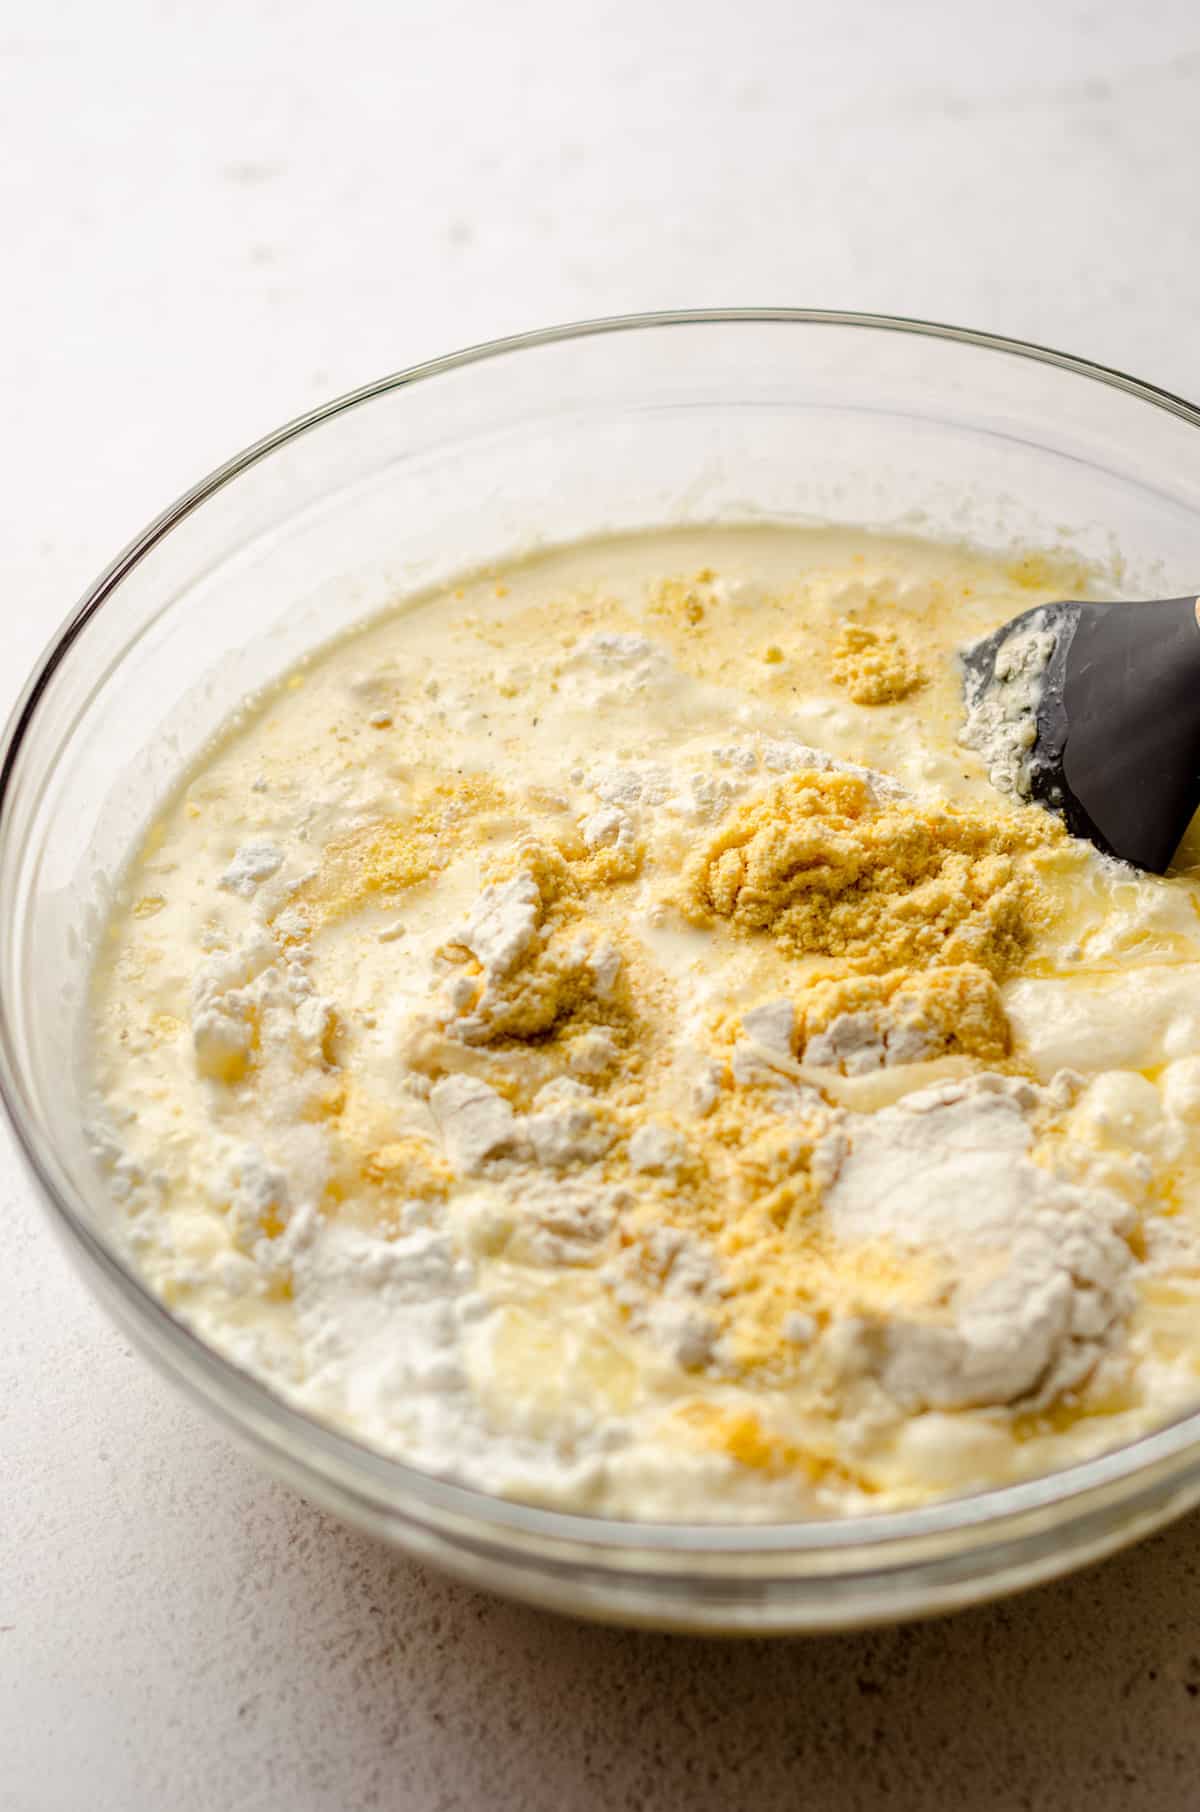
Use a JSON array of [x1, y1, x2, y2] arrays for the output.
[[959, 615, 1058, 798], [818, 1075, 1135, 1410]]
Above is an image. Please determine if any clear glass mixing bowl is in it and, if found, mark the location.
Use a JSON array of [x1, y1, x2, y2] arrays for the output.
[[5, 311, 1200, 1635]]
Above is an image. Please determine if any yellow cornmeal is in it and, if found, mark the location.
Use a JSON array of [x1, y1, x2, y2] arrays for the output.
[[830, 622, 925, 704], [86, 524, 1200, 1521], [791, 966, 1011, 1065], [681, 769, 1058, 973]]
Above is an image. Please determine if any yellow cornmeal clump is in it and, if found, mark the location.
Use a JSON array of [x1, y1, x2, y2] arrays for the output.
[[829, 622, 925, 704], [447, 838, 644, 1058], [648, 574, 711, 630], [391, 836, 656, 1108], [508, 821, 645, 896], [681, 769, 1059, 976], [699, 963, 1010, 1072], [795, 963, 1012, 1065], [453, 921, 638, 1054]]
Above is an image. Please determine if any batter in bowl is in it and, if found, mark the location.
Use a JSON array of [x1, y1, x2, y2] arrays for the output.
[[87, 525, 1200, 1519]]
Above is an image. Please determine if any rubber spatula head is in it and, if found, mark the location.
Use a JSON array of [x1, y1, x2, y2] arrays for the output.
[[960, 593, 1200, 872]]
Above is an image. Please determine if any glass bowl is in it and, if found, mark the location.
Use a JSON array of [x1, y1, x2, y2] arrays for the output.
[[5, 310, 1200, 1636]]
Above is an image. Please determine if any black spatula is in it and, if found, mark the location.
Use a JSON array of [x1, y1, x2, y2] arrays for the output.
[[960, 594, 1200, 872]]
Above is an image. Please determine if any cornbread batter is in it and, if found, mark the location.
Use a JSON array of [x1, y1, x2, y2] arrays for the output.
[[87, 526, 1200, 1519]]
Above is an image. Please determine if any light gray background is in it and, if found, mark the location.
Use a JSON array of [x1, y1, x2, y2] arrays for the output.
[[4, 3, 1200, 1807]]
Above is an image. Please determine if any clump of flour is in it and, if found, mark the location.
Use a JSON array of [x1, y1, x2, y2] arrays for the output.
[[960, 616, 1058, 799]]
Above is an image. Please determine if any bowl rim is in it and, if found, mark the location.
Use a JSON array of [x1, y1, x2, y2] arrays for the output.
[[6, 304, 1200, 1561]]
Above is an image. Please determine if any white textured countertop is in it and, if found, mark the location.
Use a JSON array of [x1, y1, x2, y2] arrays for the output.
[[5, 4, 1200, 1807]]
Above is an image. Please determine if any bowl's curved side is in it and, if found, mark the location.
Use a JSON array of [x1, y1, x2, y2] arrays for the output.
[[5, 309, 1200, 1631]]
